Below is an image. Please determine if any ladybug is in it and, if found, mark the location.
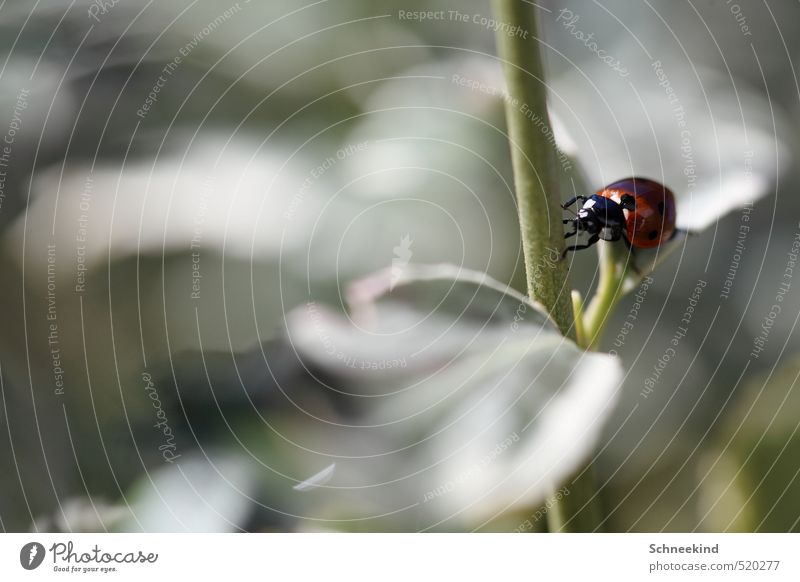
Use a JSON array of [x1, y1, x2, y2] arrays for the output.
[[561, 177, 676, 257]]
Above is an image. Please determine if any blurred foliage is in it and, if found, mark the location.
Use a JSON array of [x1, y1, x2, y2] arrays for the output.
[[0, 0, 798, 532], [698, 357, 800, 532]]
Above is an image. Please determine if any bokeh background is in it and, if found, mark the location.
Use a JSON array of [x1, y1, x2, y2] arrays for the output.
[[1, 0, 799, 532]]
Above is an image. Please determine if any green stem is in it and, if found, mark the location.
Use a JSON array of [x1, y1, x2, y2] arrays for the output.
[[544, 487, 567, 533], [491, 0, 573, 339], [583, 242, 628, 350], [571, 290, 586, 349], [491, 0, 604, 532], [555, 466, 605, 532], [552, 244, 640, 531]]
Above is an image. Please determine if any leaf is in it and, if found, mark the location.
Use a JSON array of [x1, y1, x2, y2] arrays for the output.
[[32, 497, 129, 533], [14, 136, 315, 265], [294, 464, 337, 492], [287, 264, 557, 383], [547, 63, 786, 233], [698, 356, 800, 532], [620, 230, 689, 293], [303, 56, 525, 285], [283, 265, 623, 529], [122, 451, 257, 533]]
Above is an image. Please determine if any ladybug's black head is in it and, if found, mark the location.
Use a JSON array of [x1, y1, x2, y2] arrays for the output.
[[576, 212, 601, 234], [561, 193, 629, 257], [619, 194, 636, 211]]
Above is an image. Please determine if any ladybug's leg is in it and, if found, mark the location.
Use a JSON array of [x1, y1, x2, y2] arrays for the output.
[[561, 233, 600, 259], [563, 218, 579, 238], [561, 195, 588, 210]]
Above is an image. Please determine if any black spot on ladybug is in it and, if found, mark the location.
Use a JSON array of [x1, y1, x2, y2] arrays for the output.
[[658, 202, 664, 215], [648, 229, 659, 240]]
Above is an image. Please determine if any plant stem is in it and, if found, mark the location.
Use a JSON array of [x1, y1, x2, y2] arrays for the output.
[[544, 487, 567, 533], [491, 0, 573, 339], [571, 290, 586, 349], [550, 243, 635, 531], [492, 0, 609, 533], [557, 465, 606, 531], [583, 242, 628, 350]]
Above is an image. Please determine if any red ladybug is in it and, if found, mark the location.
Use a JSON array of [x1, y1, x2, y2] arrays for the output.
[[562, 177, 677, 256]]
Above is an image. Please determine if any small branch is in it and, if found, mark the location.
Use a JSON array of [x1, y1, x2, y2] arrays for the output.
[[544, 488, 567, 533], [583, 242, 627, 349], [491, 0, 573, 339], [571, 290, 586, 349], [552, 465, 605, 532]]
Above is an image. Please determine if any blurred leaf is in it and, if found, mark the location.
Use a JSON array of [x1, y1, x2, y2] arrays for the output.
[[620, 230, 689, 293], [33, 498, 128, 533], [13, 134, 314, 264], [122, 451, 257, 533], [293, 464, 336, 492], [301, 56, 524, 285], [698, 356, 800, 532], [548, 54, 789, 232], [281, 265, 623, 529]]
